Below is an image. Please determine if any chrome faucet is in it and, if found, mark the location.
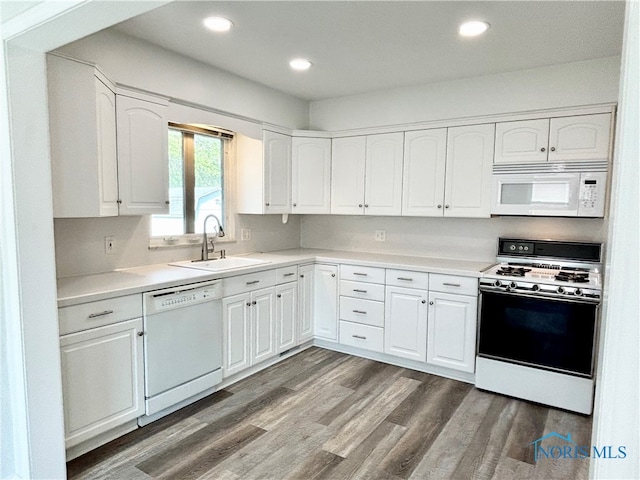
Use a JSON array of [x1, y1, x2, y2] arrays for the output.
[[201, 214, 225, 261]]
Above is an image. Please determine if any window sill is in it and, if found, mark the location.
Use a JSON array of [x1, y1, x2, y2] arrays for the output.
[[149, 235, 235, 250]]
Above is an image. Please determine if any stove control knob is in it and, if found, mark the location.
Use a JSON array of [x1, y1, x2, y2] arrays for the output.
[[557, 286, 565, 294], [575, 288, 583, 296], [494, 280, 502, 287], [510, 282, 517, 289], [532, 284, 540, 292]]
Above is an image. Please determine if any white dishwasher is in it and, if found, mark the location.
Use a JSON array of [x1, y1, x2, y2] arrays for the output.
[[141, 279, 223, 422]]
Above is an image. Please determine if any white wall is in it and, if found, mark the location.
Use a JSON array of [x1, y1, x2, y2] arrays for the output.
[[56, 29, 309, 129], [309, 56, 621, 131], [300, 215, 608, 263], [55, 214, 301, 277]]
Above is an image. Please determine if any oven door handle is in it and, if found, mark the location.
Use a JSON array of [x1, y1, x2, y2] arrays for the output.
[[479, 287, 600, 305]]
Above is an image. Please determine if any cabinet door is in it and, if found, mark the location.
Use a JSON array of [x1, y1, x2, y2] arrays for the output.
[[365, 132, 404, 216], [223, 293, 251, 377], [251, 287, 277, 365], [548, 113, 611, 162], [276, 282, 298, 353], [313, 264, 339, 341], [297, 264, 315, 343], [384, 286, 428, 362], [292, 137, 331, 214], [263, 131, 292, 214], [59, 318, 144, 448], [94, 78, 119, 217], [427, 292, 477, 373], [494, 119, 550, 164], [444, 124, 495, 218], [331, 136, 366, 215], [402, 129, 447, 216], [116, 93, 169, 215]]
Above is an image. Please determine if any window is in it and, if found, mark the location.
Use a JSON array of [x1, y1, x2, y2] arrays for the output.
[[151, 124, 231, 239]]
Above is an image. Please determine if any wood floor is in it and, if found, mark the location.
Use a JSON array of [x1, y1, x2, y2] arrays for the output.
[[67, 347, 592, 480]]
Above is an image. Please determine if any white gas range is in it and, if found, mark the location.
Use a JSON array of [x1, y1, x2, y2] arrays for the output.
[[476, 238, 603, 414]]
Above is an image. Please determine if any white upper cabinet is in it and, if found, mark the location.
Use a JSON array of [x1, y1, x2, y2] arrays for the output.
[[402, 129, 447, 216], [48, 55, 119, 218], [116, 89, 169, 216], [365, 133, 404, 216], [444, 124, 495, 218], [494, 119, 550, 164], [263, 130, 292, 214], [331, 133, 403, 215], [291, 137, 331, 214], [495, 113, 611, 164], [548, 113, 611, 162], [331, 136, 367, 215]]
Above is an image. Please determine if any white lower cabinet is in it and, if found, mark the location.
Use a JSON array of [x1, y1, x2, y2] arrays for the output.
[[297, 264, 315, 343], [276, 282, 298, 353], [313, 264, 339, 341], [384, 285, 428, 362], [426, 291, 477, 373], [60, 318, 144, 448], [223, 286, 276, 378]]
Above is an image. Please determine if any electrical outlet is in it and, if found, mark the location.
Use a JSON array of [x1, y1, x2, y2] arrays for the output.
[[105, 236, 115, 254], [241, 229, 251, 241], [375, 230, 386, 242]]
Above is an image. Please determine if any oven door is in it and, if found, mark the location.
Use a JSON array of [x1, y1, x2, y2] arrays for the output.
[[478, 290, 598, 377]]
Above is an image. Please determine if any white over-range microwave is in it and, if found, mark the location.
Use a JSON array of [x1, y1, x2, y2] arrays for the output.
[[491, 166, 607, 217]]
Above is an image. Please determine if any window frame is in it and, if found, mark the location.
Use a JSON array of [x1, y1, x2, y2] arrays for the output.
[[149, 124, 235, 249]]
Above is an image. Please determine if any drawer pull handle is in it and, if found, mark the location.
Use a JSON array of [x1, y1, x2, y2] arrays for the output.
[[88, 310, 114, 318], [353, 272, 368, 276], [352, 310, 367, 315], [246, 280, 260, 285], [397, 277, 413, 281], [283, 273, 296, 277], [353, 289, 368, 293], [443, 282, 461, 287], [352, 335, 367, 340]]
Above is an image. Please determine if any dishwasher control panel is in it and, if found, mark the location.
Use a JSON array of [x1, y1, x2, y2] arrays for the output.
[[144, 280, 222, 315]]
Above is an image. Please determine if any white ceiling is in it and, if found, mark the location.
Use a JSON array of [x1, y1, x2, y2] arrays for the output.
[[109, 1, 625, 101]]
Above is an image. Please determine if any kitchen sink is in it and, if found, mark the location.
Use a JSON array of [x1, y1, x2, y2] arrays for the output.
[[170, 257, 271, 272]]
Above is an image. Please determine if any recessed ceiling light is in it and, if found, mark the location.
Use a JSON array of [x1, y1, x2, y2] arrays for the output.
[[459, 20, 490, 37], [289, 58, 312, 71], [203, 16, 233, 33]]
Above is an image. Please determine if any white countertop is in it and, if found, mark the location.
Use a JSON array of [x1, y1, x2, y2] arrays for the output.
[[57, 248, 494, 307]]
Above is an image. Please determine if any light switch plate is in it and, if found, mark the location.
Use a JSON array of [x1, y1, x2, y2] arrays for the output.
[[241, 229, 251, 241], [105, 236, 115, 254]]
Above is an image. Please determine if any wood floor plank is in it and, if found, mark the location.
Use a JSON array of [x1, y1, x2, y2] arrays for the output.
[[284, 450, 344, 480], [408, 388, 497, 480], [491, 456, 535, 480], [504, 400, 549, 465], [323, 376, 421, 458], [379, 378, 473, 478]]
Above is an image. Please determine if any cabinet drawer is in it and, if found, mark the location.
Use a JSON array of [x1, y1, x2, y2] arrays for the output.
[[58, 294, 142, 335], [340, 280, 385, 302], [276, 265, 298, 284], [340, 264, 385, 284], [223, 269, 276, 297], [386, 269, 429, 290], [339, 321, 384, 353], [340, 297, 384, 327], [429, 274, 478, 296]]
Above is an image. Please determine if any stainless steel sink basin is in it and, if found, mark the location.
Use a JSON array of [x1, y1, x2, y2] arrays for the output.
[[170, 257, 271, 272]]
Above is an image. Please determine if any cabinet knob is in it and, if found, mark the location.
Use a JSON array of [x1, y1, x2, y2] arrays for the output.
[[300, 274, 304, 278], [246, 302, 251, 307], [331, 273, 336, 277], [265, 202, 270, 206], [252, 300, 257, 305], [550, 147, 556, 152], [421, 300, 426, 304], [445, 205, 450, 209], [165, 200, 170, 205], [429, 301, 434, 305], [293, 203, 297, 207], [540, 147, 546, 152], [117, 200, 122, 204], [437, 204, 442, 209], [364, 204, 369, 208], [137, 331, 144, 336], [277, 294, 282, 298]]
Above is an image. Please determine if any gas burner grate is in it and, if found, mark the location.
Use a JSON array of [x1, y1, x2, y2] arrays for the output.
[[555, 272, 590, 283], [496, 266, 532, 277]]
